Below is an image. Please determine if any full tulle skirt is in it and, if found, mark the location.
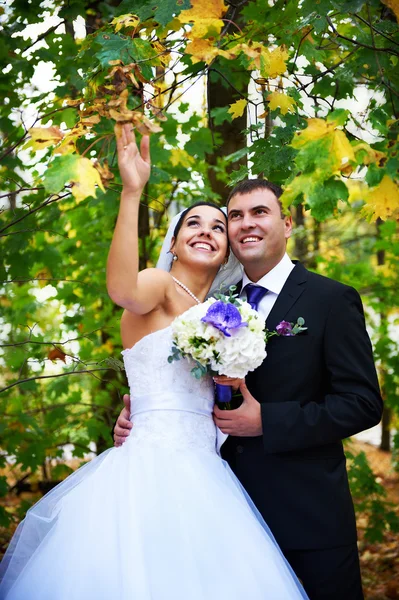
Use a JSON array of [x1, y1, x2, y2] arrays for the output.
[[0, 422, 308, 600]]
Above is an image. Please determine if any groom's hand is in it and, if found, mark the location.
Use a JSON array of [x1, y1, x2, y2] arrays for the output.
[[114, 394, 132, 446], [213, 381, 262, 436]]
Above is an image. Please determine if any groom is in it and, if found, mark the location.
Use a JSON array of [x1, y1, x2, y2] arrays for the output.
[[114, 179, 382, 600]]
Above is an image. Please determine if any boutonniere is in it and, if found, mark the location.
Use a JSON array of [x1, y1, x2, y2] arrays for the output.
[[265, 317, 307, 343]]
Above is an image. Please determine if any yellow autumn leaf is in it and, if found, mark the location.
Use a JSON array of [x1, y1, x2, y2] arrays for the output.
[[185, 39, 220, 63], [228, 99, 247, 120], [27, 126, 64, 150], [268, 91, 296, 115], [352, 142, 386, 165], [362, 175, 399, 221], [331, 130, 356, 169], [292, 118, 355, 172], [291, 118, 333, 146], [170, 148, 195, 168], [152, 41, 171, 66], [71, 156, 105, 204], [346, 179, 369, 204], [111, 14, 140, 32], [178, 0, 228, 38], [267, 46, 290, 78], [236, 43, 289, 78]]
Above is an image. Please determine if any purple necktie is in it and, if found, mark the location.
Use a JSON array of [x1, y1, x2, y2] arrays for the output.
[[244, 284, 268, 311]]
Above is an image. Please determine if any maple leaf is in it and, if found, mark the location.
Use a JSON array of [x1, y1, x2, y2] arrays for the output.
[[185, 38, 221, 64], [26, 126, 64, 150], [111, 14, 140, 32], [292, 118, 355, 172], [170, 148, 195, 168], [185, 38, 236, 64], [228, 99, 247, 120], [280, 173, 318, 212], [267, 46, 290, 78], [352, 142, 386, 166], [267, 91, 296, 115], [152, 41, 171, 66], [178, 0, 228, 38], [237, 43, 289, 78], [362, 175, 399, 221], [346, 179, 369, 204], [44, 155, 105, 203], [48, 348, 67, 363]]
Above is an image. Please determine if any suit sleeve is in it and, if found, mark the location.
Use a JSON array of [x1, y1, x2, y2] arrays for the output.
[[260, 287, 383, 453]]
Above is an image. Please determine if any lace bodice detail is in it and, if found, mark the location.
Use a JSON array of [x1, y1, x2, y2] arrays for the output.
[[122, 326, 214, 404], [122, 326, 221, 453]]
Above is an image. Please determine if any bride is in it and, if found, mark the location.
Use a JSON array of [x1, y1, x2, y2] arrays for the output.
[[0, 125, 308, 600]]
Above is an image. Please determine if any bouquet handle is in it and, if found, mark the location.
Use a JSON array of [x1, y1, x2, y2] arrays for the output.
[[215, 383, 232, 409]]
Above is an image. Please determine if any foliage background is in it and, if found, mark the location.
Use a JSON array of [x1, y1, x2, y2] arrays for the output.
[[0, 0, 399, 574]]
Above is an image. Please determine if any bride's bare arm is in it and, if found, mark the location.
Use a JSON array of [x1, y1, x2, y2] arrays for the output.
[[107, 124, 173, 314]]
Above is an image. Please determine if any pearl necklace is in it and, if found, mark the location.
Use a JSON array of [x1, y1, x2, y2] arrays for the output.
[[172, 276, 201, 305]]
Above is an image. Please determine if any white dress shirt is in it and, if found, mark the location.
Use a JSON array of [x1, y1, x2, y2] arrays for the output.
[[240, 253, 295, 321]]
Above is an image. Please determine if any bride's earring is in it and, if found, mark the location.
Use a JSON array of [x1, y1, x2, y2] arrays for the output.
[[172, 253, 178, 262], [220, 252, 230, 270]]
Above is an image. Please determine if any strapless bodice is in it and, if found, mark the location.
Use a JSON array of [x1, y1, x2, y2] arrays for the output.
[[122, 326, 224, 453], [122, 326, 215, 417]]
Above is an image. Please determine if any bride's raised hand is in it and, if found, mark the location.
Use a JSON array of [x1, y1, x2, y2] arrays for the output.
[[115, 123, 151, 194]]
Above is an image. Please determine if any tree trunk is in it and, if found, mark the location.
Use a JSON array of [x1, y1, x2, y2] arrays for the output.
[[206, 2, 251, 200], [376, 219, 390, 451], [293, 204, 308, 264], [308, 219, 321, 270]]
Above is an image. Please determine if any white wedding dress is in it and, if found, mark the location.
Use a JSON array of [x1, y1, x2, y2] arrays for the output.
[[0, 325, 308, 600]]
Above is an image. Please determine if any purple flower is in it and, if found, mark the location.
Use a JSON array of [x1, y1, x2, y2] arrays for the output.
[[201, 301, 248, 337], [276, 320, 294, 336]]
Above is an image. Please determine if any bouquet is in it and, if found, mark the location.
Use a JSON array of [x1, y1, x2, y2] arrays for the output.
[[168, 289, 266, 408]]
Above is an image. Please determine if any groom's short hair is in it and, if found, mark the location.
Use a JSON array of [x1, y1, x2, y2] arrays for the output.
[[226, 179, 284, 217]]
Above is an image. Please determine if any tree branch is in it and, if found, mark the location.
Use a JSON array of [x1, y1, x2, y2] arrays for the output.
[[352, 13, 399, 49], [0, 368, 111, 394], [0, 193, 70, 234], [0, 327, 108, 348], [22, 21, 66, 55], [326, 15, 399, 56]]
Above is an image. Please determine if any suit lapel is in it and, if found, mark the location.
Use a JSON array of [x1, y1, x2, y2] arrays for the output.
[[265, 262, 308, 331]]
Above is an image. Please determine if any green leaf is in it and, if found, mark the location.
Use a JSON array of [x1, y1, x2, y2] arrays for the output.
[[185, 128, 214, 160], [95, 33, 134, 67], [365, 163, 385, 187], [211, 106, 233, 126], [307, 177, 349, 221], [327, 109, 349, 127], [0, 476, 8, 497], [153, 0, 191, 26]]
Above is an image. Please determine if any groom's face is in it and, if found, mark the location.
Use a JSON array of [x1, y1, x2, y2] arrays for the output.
[[227, 189, 292, 281]]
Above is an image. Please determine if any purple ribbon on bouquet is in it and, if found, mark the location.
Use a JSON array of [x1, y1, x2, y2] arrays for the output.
[[215, 383, 232, 404]]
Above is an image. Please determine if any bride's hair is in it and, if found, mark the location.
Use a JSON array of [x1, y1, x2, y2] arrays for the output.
[[157, 203, 243, 297], [173, 201, 227, 240]]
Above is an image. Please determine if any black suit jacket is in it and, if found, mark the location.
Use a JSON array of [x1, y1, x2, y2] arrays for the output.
[[221, 262, 383, 550]]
